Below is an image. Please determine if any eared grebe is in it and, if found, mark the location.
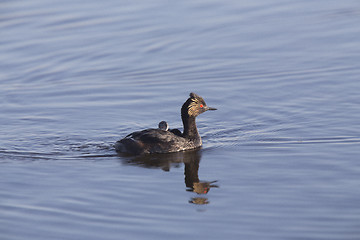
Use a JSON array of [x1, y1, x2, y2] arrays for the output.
[[115, 92, 217, 155], [158, 121, 169, 131], [158, 120, 182, 136]]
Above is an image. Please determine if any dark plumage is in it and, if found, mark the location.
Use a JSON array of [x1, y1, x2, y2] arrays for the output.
[[115, 92, 217, 154]]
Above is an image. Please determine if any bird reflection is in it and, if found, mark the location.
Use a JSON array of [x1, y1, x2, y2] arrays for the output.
[[183, 151, 218, 204], [119, 149, 218, 205]]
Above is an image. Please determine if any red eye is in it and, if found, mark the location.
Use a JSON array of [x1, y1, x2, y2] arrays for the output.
[[200, 104, 203, 108]]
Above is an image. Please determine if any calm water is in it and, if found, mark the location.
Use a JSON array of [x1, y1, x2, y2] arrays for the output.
[[1, 0, 360, 239]]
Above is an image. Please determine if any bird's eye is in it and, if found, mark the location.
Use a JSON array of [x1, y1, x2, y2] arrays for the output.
[[200, 104, 203, 108]]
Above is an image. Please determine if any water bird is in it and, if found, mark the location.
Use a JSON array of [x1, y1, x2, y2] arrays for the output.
[[158, 121, 169, 131], [115, 92, 217, 154], [158, 120, 183, 137]]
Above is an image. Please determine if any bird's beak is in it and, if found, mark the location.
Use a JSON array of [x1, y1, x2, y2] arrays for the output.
[[205, 106, 217, 111]]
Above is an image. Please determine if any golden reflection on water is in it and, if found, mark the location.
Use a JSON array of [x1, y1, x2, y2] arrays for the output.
[[119, 149, 218, 205]]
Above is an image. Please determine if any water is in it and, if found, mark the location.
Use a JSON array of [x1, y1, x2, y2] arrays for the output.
[[1, 0, 360, 239]]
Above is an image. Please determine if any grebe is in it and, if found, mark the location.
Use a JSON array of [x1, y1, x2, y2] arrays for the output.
[[158, 120, 182, 136], [158, 121, 169, 131], [115, 92, 216, 154]]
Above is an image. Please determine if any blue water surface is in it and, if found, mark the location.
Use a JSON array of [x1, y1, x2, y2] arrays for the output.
[[1, 0, 360, 239]]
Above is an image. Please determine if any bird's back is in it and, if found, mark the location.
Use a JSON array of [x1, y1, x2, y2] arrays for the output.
[[115, 128, 200, 154]]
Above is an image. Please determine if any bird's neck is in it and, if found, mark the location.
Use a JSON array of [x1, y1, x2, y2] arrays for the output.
[[181, 101, 201, 145], [182, 115, 200, 140]]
